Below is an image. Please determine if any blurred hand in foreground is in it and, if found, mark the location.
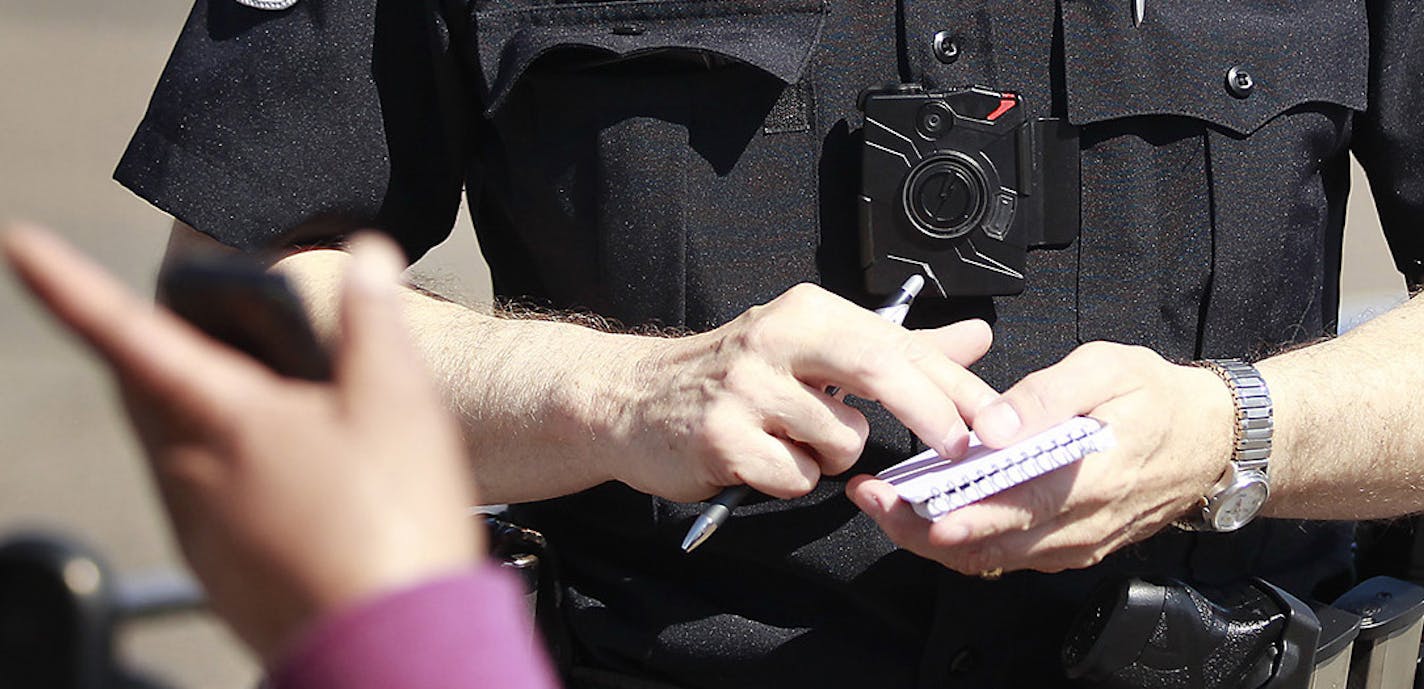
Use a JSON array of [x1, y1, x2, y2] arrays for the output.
[[3, 226, 480, 662]]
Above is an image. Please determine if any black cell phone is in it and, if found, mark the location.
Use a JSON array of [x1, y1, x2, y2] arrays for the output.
[[157, 256, 332, 381]]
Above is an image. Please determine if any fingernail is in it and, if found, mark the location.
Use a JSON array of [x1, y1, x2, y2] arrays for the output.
[[938, 431, 971, 460], [977, 401, 1021, 442], [852, 483, 887, 513]]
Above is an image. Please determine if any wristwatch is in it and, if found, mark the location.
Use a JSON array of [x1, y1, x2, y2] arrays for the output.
[[1177, 358, 1272, 532]]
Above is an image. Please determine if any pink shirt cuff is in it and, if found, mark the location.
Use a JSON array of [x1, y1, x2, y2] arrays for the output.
[[270, 562, 559, 689]]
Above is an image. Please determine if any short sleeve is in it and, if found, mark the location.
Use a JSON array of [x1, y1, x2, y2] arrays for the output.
[[115, 0, 470, 261], [1353, 0, 1424, 289]]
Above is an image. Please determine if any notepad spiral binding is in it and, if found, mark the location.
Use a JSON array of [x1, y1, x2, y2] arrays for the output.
[[876, 416, 1114, 521]]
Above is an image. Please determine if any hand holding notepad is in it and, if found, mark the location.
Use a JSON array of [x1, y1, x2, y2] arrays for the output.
[[876, 416, 1115, 521]]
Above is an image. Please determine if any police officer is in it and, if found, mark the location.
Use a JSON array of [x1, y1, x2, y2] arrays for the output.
[[115, 0, 1424, 687]]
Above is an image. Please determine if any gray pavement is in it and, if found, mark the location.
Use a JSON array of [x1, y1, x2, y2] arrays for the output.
[[0, 1, 1407, 687]]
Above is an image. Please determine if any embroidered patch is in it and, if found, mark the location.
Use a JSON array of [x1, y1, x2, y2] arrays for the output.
[[235, 0, 299, 9]]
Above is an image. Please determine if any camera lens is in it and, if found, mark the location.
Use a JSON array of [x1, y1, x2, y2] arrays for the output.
[[918, 167, 977, 226], [902, 154, 988, 239], [916, 102, 954, 139]]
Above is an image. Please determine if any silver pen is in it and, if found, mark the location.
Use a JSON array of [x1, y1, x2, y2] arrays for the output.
[[681, 275, 927, 553]]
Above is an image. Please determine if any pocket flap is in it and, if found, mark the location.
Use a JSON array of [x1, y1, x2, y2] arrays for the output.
[[473, 0, 827, 114], [1061, 0, 1367, 136]]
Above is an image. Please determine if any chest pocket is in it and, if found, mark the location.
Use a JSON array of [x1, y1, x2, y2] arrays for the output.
[[473, 0, 825, 113], [1058, 0, 1368, 357], [466, 0, 828, 330]]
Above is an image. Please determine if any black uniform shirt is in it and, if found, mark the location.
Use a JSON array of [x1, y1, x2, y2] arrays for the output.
[[116, 0, 1424, 687]]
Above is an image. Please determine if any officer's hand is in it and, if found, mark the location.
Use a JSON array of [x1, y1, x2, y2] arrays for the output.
[[847, 341, 1232, 575], [3, 227, 480, 663], [608, 283, 999, 502]]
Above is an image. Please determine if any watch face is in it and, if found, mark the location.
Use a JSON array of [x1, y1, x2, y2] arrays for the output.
[[1211, 479, 1269, 532]]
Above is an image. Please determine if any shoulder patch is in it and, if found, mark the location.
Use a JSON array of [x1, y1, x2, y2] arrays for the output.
[[234, 0, 299, 9]]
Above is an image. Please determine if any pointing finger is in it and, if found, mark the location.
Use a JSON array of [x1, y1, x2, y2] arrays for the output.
[[793, 323, 974, 458], [916, 319, 993, 367]]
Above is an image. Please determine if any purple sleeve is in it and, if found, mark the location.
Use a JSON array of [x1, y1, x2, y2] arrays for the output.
[[270, 563, 560, 689]]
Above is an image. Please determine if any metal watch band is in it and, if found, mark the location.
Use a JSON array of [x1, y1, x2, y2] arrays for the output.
[[1172, 358, 1274, 532], [1194, 358, 1273, 473]]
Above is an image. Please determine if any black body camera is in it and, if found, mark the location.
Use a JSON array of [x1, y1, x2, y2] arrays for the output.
[[858, 85, 1080, 297]]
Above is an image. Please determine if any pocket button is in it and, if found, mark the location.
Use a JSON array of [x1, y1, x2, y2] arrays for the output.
[[932, 31, 960, 64], [1225, 66, 1255, 99]]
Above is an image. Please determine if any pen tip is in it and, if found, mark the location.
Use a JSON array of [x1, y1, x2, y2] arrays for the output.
[[681, 517, 718, 553], [902, 274, 925, 298]]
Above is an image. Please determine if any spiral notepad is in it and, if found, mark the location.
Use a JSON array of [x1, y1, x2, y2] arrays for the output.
[[876, 416, 1114, 521]]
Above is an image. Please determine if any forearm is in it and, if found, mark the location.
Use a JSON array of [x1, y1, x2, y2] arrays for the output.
[[404, 293, 652, 502], [1256, 292, 1424, 519], [167, 222, 1001, 507], [268, 246, 640, 503]]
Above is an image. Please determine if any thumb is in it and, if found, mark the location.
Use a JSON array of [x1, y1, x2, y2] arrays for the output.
[[336, 233, 424, 409], [972, 343, 1133, 448]]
